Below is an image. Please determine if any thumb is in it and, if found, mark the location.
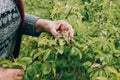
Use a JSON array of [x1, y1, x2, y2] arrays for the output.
[[50, 27, 59, 39]]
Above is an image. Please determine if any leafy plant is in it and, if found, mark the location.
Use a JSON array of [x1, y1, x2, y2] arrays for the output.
[[1, 0, 120, 80]]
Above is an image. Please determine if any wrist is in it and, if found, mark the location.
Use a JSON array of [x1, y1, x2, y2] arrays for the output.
[[35, 19, 49, 33]]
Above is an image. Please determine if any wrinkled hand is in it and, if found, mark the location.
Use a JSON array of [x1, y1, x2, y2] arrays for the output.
[[0, 68, 24, 80], [36, 19, 74, 42]]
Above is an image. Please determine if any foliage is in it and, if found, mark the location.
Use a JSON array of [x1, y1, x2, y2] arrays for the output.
[[0, 0, 120, 80]]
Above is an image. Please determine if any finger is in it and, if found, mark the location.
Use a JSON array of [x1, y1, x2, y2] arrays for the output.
[[17, 73, 24, 76], [68, 31, 74, 42], [66, 25, 73, 37], [50, 27, 59, 38], [70, 28, 74, 38], [56, 20, 74, 41], [61, 21, 74, 36], [16, 76, 23, 80], [16, 69, 24, 76], [60, 24, 68, 31]]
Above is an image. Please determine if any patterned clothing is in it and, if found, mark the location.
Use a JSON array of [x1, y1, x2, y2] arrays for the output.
[[0, 0, 21, 59], [0, 0, 40, 60]]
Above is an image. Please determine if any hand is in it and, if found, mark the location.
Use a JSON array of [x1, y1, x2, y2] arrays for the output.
[[0, 68, 24, 80], [35, 19, 74, 42]]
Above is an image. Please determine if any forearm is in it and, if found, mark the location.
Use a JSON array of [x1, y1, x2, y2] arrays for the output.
[[23, 14, 74, 41], [35, 19, 51, 33]]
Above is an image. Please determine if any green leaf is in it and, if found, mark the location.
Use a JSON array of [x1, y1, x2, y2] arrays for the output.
[[82, 61, 92, 67], [30, 50, 37, 57], [38, 38, 48, 46], [0, 60, 25, 69], [18, 57, 32, 66], [58, 39, 65, 46], [71, 47, 82, 59], [96, 76, 108, 80], [106, 66, 118, 74], [8, 62, 24, 69], [117, 73, 120, 80], [52, 66, 56, 77], [33, 49, 43, 60], [48, 40, 57, 46], [91, 71, 99, 80], [74, 42, 81, 48], [75, 47, 82, 59], [55, 45, 64, 54], [113, 50, 120, 57], [41, 63, 51, 75], [71, 47, 75, 55], [43, 49, 52, 61], [0, 60, 12, 65], [94, 50, 110, 64], [109, 39, 115, 52]]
